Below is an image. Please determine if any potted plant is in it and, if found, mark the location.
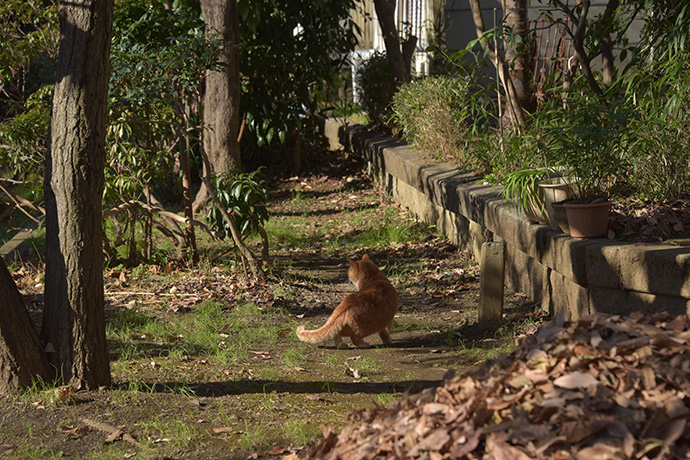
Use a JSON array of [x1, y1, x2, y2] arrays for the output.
[[545, 95, 632, 238], [499, 167, 549, 224], [538, 173, 575, 232]]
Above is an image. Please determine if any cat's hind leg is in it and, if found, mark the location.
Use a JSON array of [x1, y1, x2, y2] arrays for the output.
[[378, 320, 394, 346], [333, 335, 349, 349], [351, 336, 370, 349], [378, 329, 392, 346]]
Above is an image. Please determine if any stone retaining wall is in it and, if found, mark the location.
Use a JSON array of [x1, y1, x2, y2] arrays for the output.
[[326, 119, 690, 319]]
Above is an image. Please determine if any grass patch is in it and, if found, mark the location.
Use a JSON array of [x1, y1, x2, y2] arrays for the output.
[[139, 418, 203, 451], [238, 422, 272, 451], [282, 419, 321, 446]]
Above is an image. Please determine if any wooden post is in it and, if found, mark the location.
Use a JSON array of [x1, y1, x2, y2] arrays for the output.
[[478, 241, 505, 330]]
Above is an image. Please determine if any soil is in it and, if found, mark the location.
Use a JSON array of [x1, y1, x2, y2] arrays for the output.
[[0, 149, 546, 460]]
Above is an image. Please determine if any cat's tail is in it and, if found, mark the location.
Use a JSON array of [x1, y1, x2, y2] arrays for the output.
[[296, 313, 345, 344]]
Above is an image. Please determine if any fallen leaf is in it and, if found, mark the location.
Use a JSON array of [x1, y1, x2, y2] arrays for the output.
[[213, 427, 233, 434], [103, 428, 123, 444], [268, 446, 286, 455], [553, 371, 600, 389]]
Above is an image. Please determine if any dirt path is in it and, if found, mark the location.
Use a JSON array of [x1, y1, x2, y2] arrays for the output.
[[0, 149, 546, 460]]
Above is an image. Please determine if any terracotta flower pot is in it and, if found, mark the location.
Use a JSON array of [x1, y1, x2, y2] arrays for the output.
[[563, 201, 612, 238]]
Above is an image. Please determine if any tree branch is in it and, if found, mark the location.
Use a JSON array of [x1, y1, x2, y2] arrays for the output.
[[102, 200, 222, 240], [197, 147, 263, 280]]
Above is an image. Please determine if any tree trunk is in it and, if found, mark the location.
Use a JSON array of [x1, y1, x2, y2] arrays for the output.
[[42, 0, 113, 390], [373, 0, 410, 85], [468, 0, 528, 126], [598, 0, 620, 87], [180, 99, 199, 264], [194, 0, 242, 213], [503, 0, 536, 114], [0, 259, 51, 394], [291, 130, 301, 176]]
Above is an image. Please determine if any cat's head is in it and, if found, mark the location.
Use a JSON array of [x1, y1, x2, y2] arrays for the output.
[[347, 254, 375, 290]]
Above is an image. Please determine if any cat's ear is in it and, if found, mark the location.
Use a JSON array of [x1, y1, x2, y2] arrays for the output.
[[362, 254, 370, 261], [347, 258, 356, 266]]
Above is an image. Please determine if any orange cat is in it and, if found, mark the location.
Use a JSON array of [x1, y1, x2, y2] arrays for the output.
[[296, 254, 398, 348]]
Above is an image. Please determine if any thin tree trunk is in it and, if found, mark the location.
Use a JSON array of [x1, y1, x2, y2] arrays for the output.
[[468, 0, 528, 126], [194, 0, 242, 213], [503, 0, 536, 114], [291, 130, 301, 176], [0, 258, 51, 394], [598, 0, 620, 87], [198, 144, 262, 280], [551, 0, 604, 97], [373, 0, 410, 85], [43, 0, 113, 390], [180, 99, 199, 263]]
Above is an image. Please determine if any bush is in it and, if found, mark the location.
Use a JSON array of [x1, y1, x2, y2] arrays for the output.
[[391, 75, 472, 164], [628, 115, 690, 200], [624, 49, 690, 200], [356, 52, 397, 126]]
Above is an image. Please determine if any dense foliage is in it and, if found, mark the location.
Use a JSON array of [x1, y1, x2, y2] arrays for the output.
[[355, 52, 396, 127], [0, 0, 57, 193], [238, 0, 360, 165], [391, 75, 472, 164], [206, 168, 269, 238]]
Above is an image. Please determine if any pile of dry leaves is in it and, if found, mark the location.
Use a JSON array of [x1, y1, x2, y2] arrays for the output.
[[307, 311, 690, 459], [610, 193, 690, 242]]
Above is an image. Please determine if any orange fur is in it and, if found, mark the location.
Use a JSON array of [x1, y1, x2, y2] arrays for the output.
[[296, 255, 398, 348]]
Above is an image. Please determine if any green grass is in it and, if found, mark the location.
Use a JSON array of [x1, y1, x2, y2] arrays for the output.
[[347, 355, 384, 377], [238, 422, 272, 451], [139, 418, 203, 451], [5, 443, 64, 460], [281, 346, 307, 369], [282, 420, 321, 446]]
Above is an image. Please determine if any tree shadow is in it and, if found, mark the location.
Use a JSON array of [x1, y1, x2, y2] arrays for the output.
[[113, 378, 441, 398]]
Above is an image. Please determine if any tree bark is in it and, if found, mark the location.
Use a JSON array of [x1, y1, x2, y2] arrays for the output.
[[194, 0, 242, 213], [373, 0, 410, 85], [503, 0, 536, 114], [43, 0, 113, 390], [468, 0, 528, 126], [598, 0, 620, 87], [0, 259, 51, 394]]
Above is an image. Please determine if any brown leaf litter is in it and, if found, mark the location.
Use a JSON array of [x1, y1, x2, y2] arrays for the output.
[[306, 311, 690, 459]]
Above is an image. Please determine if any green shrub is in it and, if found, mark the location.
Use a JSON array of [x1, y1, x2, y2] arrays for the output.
[[391, 75, 472, 163], [356, 52, 397, 126], [624, 49, 690, 200], [627, 115, 690, 200]]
